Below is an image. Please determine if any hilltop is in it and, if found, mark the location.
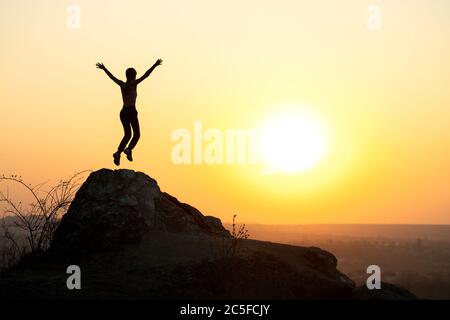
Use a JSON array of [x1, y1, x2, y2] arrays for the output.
[[0, 169, 415, 299]]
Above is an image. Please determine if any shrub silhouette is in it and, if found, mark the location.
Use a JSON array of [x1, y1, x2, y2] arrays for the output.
[[0, 171, 88, 270]]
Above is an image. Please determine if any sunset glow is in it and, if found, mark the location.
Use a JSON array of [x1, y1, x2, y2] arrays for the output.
[[1, 0, 450, 225]]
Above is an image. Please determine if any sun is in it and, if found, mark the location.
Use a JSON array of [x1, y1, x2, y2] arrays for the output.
[[259, 112, 329, 174]]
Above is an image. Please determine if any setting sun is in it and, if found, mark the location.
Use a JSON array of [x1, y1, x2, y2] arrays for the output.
[[259, 112, 329, 174]]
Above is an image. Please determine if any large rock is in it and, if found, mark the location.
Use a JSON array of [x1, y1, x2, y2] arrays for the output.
[[52, 169, 230, 251]]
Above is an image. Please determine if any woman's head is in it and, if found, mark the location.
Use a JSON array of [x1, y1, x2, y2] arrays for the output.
[[126, 68, 137, 81]]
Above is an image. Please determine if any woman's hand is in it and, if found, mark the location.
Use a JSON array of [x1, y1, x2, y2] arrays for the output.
[[96, 62, 106, 70], [154, 59, 163, 67]]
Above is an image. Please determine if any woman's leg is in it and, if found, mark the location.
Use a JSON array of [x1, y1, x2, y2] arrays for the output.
[[118, 109, 132, 153], [127, 110, 140, 151]]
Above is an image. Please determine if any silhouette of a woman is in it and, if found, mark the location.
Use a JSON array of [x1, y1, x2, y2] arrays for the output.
[[96, 59, 163, 165]]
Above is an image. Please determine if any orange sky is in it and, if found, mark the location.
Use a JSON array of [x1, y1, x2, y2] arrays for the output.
[[1, 0, 450, 224]]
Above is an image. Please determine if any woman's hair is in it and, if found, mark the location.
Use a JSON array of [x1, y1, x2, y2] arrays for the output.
[[126, 68, 137, 80]]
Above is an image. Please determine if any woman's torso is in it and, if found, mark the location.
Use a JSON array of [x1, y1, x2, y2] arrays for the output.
[[120, 82, 137, 107]]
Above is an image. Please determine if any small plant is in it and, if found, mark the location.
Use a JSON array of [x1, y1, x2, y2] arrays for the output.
[[231, 214, 250, 241], [219, 214, 250, 260], [203, 215, 250, 295], [0, 171, 89, 270]]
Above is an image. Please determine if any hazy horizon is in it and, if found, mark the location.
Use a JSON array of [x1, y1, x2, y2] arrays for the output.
[[224, 223, 450, 241]]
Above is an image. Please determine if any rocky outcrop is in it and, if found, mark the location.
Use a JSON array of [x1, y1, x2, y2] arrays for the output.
[[52, 169, 230, 251]]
